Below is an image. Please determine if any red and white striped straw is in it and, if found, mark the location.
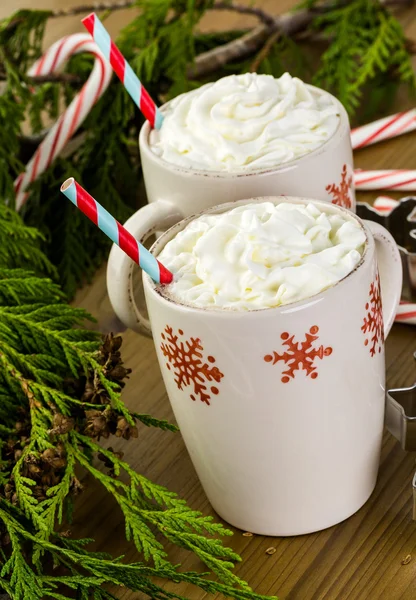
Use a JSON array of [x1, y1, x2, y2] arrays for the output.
[[354, 169, 416, 191], [82, 13, 163, 129], [60, 178, 173, 284], [351, 109, 416, 150]]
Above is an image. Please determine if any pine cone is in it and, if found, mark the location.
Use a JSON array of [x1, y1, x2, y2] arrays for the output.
[[81, 381, 109, 405], [62, 333, 131, 413], [41, 472, 60, 488], [97, 447, 125, 477], [81, 380, 97, 403], [70, 476, 83, 495], [84, 408, 117, 440], [14, 414, 30, 437], [27, 463, 41, 476], [49, 413, 75, 436], [4, 436, 25, 464], [115, 417, 138, 440], [98, 333, 131, 389], [108, 365, 131, 380], [33, 485, 47, 501], [84, 409, 108, 438], [3, 483, 14, 501], [101, 333, 122, 355], [41, 447, 67, 470]]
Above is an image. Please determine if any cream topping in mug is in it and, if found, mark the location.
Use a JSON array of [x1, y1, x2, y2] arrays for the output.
[[158, 202, 366, 310], [149, 73, 340, 172]]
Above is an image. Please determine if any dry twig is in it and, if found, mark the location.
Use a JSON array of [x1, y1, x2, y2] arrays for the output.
[[30, 73, 83, 85], [187, 7, 314, 79], [212, 2, 276, 26], [51, 0, 135, 17], [2, 0, 415, 85], [48, 0, 414, 17], [249, 29, 282, 73], [0, 70, 83, 84], [188, 0, 415, 79]]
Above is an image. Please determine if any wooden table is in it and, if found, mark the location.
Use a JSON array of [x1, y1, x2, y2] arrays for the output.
[[72, 144, 416, 598], [68, 5, 416, 600]]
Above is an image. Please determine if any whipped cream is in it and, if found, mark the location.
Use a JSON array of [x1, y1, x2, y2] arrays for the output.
[[149, 73, 340, 172], [158, 202, 366, 310]]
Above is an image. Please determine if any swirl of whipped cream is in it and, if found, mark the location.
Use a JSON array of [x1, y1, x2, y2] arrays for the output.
[[158, 202, 366, 310], [149, 73, 340, 172]]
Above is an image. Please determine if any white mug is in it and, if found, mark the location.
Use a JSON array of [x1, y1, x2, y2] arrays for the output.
[[108, 85, 354, 333], [110, 197, 402, 536]]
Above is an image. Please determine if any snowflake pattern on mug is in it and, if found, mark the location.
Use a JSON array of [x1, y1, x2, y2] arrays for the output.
[[160, 326, 224, 405], [326, 164, 353, 209], [361, 273, 384, 356], [264, 325, 333, 383]]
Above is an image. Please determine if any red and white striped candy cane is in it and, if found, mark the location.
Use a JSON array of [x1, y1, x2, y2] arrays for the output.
[[354, 169, 416, 191], [372, 196, 399, 214], [395, 302, 416, 326], [14, 33, 112, 210], [351, 109, 416, 150]]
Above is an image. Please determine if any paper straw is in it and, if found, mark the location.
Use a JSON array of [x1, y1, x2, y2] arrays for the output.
[[351, 109, 416, 149], [60, 178, 173, 284], [82, 13, 163, 129], [354, 169, 416, 191]]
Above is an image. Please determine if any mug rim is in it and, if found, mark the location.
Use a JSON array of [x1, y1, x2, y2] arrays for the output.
[[139, 83, 348, 179], [143, 196, 372, 316]]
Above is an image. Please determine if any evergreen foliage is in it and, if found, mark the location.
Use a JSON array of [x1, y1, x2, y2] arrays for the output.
[[309, 0, 415, 113], [0, 2, 414, 596], [0, 201, 275, 599], [0, 0, 414, 295]]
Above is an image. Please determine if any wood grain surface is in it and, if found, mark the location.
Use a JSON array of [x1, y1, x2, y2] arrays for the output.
[[3, 0, 416, 597]]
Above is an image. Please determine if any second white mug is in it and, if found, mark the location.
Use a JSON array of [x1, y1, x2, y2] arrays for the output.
[[110, 85, 354, 333]]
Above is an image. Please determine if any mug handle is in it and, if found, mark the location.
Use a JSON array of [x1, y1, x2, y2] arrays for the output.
[[107, 200, 184, 336], [364, 220, 403, 337]]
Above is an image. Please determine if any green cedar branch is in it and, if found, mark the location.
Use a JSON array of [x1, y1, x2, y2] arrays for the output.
[[0, 503, 277, 600], [0, 202, 274, 600]]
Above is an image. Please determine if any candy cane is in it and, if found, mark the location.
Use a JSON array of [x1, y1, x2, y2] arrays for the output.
[[354, 169, 416, 192], [395, 302, 416, 326], [372, 196, 400, 214], [351, 109, 416, 150], [14, 33, 112, 210]]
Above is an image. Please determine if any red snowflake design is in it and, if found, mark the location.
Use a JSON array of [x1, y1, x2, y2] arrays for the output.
[[160, 326, 224, 405], [361, 274, 384, 357], [326, 164, 353, 209], [264, 325, 332, 383]]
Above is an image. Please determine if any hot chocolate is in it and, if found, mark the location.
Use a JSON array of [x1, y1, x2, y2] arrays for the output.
[[149, 72, 340, 172], [157, 200, 366, 310]]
